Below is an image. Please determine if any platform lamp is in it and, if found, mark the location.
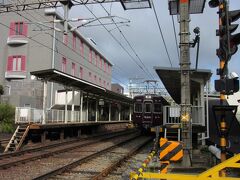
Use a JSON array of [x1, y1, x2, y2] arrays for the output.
[[212, 105, 238, 151]]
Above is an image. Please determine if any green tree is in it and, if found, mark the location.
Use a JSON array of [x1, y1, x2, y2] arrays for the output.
[[0, 104, 15, 133]]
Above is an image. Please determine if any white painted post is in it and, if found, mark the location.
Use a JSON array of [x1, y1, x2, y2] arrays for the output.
[[129, 105, 132, 122], [200, 82, 205, 145], [65, 89, 68, 123], [42, 80, 47, 124], [80, 91, 83, 123], [200, 82, 205, 126], [118, 104, 121, 121], [95, 99, 98, 122], [71, 89, 75, 122], [86, 94, 89, 122], [206, 81, 210, 139], [109, 103, 111, 121]]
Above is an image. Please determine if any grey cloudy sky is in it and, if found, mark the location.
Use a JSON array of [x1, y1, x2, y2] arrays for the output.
[[68, 0, 240, 92]]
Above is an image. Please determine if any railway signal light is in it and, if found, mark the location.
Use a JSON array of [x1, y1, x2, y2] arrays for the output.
[[208, 0, 219, 8], [210, 0, 240, 61], [227, 10, 240, 57], [217, 9, 240, 60], [215, 78, 239, 95]]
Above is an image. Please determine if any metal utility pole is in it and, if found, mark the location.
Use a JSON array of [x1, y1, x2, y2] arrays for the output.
[[179, 0, 192, 166], [209, 0, 240, 176]]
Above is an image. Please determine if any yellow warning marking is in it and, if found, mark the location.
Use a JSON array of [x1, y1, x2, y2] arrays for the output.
[[181, 113, 190, 122]]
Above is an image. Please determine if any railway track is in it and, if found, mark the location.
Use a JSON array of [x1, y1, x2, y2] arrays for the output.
[[0, 130, 142, 180], [0, 129, 137, 169], [34, 135, 152, 180]]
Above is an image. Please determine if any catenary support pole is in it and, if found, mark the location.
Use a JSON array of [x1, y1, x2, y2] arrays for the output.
[[179, 0, 192, 166], [42, 80, 47, 124], [71, 88, 75, 122], [64, 88, 68, 123]]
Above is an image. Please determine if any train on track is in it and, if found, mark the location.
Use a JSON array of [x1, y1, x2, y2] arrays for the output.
[[132, 94, 169, 131]]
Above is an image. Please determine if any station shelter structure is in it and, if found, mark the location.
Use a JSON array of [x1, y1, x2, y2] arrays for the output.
[[14, 68, 133, 125], [155, 67, 212, 145]]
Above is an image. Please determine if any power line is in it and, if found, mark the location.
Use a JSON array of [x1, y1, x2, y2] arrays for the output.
[[0, 18, 112, 83], [151, 0, 173, 67], [172, 15, 180, 61], [99, 3, 156, 80], [83, 4, 154, 81]]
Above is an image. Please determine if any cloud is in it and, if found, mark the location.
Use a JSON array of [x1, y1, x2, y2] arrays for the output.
[[69, 1, 240, 92]]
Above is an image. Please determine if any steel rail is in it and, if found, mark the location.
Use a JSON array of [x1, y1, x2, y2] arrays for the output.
[[33, 133, 143, 180], [0, 129, 135, 159], [0, 130, 138, 169], [92, 137, 152, 180]]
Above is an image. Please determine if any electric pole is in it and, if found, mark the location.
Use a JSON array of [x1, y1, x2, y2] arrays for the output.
[[179, 0, 192, 166]]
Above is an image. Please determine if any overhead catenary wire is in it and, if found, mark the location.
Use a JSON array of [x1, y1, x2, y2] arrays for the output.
[[99, 3, 156, 80], [4, 1, 167, 88], [3, 1, 125, 86], [151, 0, 173, 67], [0, 20, 111, 83], [83, 4, 155, 81], [15, 0, 159, 85], [172, 15, 180, 61], [9, 9, 130, 88]]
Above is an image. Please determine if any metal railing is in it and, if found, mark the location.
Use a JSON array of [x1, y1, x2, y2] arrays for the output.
[[15, 107, 83, 124], [163, 106, 204, 126]]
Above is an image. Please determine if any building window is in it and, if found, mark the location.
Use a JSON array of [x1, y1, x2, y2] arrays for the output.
[[63, 34, 68, 45], [99, 78, 102, 85], [9, 21, 28, 36], [108, 64, 111, 74], [89, 72, 92, 81], [103, 80, 106, 88], [71, 62, 76, 76], [94, 75, 97, 83], [100, 58, 102, 69], [62, 57, 67, 72], [80, 39, 84, 57], [89, 48, 92, 63], [104, 61, 107, 72], [72, 33, 76, 50], [7, 55, 26, 72], [95, 53, 98, 67], [79, 67, 83, 79]]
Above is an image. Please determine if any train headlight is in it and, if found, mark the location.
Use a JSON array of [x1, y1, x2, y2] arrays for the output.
[[145, 95, 152, 99]]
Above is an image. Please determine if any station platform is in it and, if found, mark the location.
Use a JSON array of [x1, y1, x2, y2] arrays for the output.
[[4, 120, 132, 153], [25, 120, 130, 130]]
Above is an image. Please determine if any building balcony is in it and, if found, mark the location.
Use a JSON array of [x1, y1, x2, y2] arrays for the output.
[[7, 36, 28, 46], [5, 71, 27, 79]]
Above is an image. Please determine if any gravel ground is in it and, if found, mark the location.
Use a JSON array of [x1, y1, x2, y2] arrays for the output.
[[105, 142, 155, 180], [0, 133, 139, 180], [51, 136, 152, 180]]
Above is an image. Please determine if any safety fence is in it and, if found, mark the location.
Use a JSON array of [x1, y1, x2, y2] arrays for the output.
[[163, 106, 204, 126], [15, 107, 86, 124]]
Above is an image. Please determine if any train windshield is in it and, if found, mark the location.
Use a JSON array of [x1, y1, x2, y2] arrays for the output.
[[134, 103, 142, 112], [154, 103, 162, 113], [144, 102, 152, 113]]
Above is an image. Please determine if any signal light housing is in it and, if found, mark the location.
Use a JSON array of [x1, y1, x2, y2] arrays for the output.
[[208, 0, 219, 8], [215, 78, 239, 95]]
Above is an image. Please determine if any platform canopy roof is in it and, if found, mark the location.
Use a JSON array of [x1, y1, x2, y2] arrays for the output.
[[31, 69, 132, 103], [119, 0, 151, 10], [154, 67, 212, 104], [169, 0, 206, 15]]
